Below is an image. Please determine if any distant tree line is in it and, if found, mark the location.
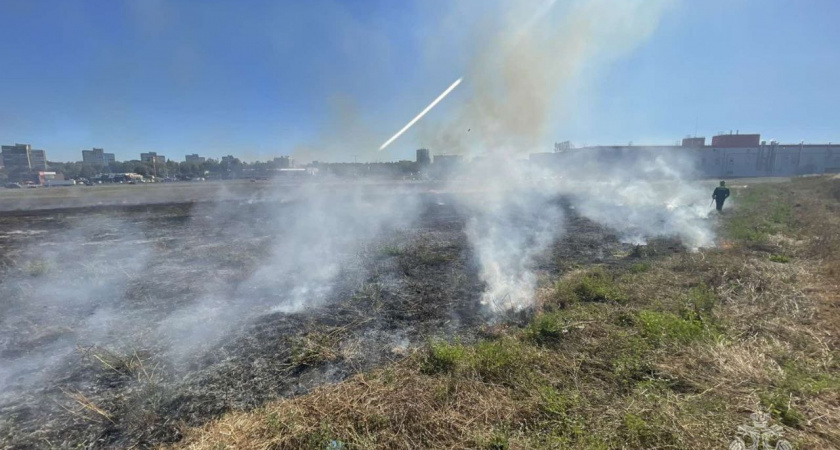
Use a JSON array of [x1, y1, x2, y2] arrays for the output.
[[44, 157, 247, 180], [0, 158, 425, 183]]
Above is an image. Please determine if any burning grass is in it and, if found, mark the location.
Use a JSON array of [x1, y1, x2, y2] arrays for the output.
[[170, 177, 840, 449]]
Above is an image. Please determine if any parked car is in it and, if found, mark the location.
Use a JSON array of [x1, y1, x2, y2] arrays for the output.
[[4, 182, 22, 189]]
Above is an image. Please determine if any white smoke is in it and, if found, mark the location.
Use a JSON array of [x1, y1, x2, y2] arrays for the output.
[[0, 218, 152, 395], [155, 181, 423, 361], [452, 149, 714, 315], [560, 150, 715, 249], [460, 160, 565, 312], [0, 182, 425, 389], [426, 0, 712, 314]]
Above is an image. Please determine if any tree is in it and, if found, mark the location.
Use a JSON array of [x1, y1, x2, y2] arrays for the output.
[[131, 163, 150, 177], [108, 161, 127, 173], [78, 165, 99, 179], [202, 158, 220, 175], [164, 160, 179, 177]]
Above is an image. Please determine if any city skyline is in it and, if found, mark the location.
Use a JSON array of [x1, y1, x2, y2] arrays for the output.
[[5, 127, 839, 167], [2, 1, 839, 163]]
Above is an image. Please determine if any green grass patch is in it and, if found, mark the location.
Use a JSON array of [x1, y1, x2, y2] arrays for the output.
[[770, 254, 791, 263], [301, 421, 343, 449], [760, 391, 805, 429], [378, 245, 403, 257], [780, 361, 840, 396], [610, 335, 654, 388], [723, 186, 797, 244], [422, 340, 468, 374], [423, 338, 534, 386], [637, 310, 707, 347], [471, 338, 532, 385], [687, 284, 717, 316], [549, 277, 579, 308], [628, 262, 651, 274], [526, 312, 568, 346], [574, 269, 628, 304], [538, 386, 584, 438], [23, 260, 50, 277], [548, 269, 629, 308], [620, 411, 678, 449], [482, 430, 510, 450]]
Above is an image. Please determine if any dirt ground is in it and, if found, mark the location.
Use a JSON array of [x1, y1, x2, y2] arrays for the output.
[[0, 187, 665, 449]]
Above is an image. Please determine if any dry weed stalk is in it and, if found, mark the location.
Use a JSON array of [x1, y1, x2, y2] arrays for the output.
[[59, 388, 115, 424]]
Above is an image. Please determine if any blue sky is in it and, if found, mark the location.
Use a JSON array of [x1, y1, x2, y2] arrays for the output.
[[0, 0, 838, 163]]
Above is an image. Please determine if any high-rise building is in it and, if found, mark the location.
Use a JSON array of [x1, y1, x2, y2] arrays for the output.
[[185, 154, 206, 164], [273, 156, 294, 168], [141, 152, 166, 164], [1, 144, 32, 171], [29, 149, 47, 170], [82, 148, 115, 166], [416, 148, 431, 166]]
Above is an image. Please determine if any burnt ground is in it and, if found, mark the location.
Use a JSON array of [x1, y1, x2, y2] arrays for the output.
[[0, 192, 683, 449]]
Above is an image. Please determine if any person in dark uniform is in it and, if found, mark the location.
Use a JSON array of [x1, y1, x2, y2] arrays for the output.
[[712, 181, 730, 212]]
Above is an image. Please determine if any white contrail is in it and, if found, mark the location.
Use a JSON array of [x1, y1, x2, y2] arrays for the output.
[[379, 77, 463, 151]]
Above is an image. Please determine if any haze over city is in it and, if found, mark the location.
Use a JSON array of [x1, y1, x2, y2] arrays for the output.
[[2, 0, 839, 163]]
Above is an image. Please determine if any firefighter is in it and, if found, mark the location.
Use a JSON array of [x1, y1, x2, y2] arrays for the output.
[[712, 181, 730, 212]]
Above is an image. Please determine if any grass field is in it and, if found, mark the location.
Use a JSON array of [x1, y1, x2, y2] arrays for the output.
[[169, 176, 840, 450], [0, 180, 278, 211]]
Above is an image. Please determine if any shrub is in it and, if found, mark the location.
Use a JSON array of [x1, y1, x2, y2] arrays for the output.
[[629, 245, 654, 258]]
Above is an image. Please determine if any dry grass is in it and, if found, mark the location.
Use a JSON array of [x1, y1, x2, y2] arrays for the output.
[[168, 176, 840, 450], [170, 360, 524, 449]]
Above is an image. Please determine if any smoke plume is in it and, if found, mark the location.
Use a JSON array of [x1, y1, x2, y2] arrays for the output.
[[422, 0, 712, 314], [425, 0, 675, 155]]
